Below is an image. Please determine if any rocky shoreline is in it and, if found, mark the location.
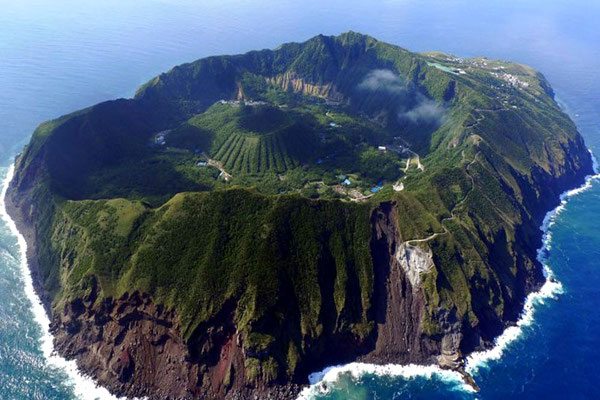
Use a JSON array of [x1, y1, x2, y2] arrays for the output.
[[4, 159, 591, 398], [5, 176, 52, 315], [4, 180, 304, 399]]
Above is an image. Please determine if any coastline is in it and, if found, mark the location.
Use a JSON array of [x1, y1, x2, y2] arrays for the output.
[[0, 164, 122, 400], [3, 143, 596, 400], [4, 151, 596, 399], [298, 151, 600, 399], [5, 154, 596, 399], [2, 161, 303, 400], [465, 150, 600, 373]]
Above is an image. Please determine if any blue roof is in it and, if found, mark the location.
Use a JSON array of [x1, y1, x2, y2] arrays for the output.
[[371, 186, 382, 193], [342, 178, 351, 186]]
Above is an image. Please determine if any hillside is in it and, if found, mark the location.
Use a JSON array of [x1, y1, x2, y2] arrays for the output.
[[6, 32, 594, 399]]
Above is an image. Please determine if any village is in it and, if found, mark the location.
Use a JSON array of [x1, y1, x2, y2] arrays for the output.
[[142, 85, 448, 204], [147, 102, 424, 202]]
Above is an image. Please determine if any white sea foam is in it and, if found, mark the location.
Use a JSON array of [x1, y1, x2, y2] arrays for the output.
[[466, 153, 600, 373], [0, 164, 124, 400], [465, 265, 563, 373], [298, 152, 600, 398], [297, 362, 471, 399]]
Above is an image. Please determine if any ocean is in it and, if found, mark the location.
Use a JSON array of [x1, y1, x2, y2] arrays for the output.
[[0, 0, 599, 399]]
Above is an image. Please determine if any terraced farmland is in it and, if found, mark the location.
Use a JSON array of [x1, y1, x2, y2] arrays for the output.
[[210, 121, 318, 174], [169, 103, 322, 174]]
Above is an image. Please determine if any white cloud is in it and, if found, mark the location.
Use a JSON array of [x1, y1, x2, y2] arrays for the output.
[[357, 69, 408, 94], [400, 96, 445, 125], [358, 69, 445, 125]]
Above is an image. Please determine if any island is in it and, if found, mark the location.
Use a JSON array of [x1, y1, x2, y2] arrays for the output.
[[6, 32, 593, 399]]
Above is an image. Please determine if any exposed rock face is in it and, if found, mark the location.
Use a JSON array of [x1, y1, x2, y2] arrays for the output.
[[266, 72, 346, 102], [362, 202, 440, 364], [51, 287, 302, 400], [52, 289, 197, 399], [395, 243, 434, 289]]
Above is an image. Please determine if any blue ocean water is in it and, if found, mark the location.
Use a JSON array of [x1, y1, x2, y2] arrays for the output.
[[0, 0, 599, 398]]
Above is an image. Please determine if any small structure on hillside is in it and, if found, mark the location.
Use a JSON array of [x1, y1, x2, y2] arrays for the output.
[[378, 146, 387, 152], [342, 178, 351, 186], [325, 99, 342, 106], [371, 182, 384, 193], [154, 129, 172, 146], [197, 161, 207, 167]]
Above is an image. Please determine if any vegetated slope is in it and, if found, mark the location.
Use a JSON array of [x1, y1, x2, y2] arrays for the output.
[[171, 103, 321, 174], [169, 101, 396, 181], [7, 32, 594, 399]]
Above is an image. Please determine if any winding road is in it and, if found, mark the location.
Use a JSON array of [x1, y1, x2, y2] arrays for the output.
[[404, 103, 508, 245]]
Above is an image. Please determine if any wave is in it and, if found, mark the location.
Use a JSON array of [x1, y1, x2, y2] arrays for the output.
[[466, 153, 600, 372], [0, 165, 124, 400], [298, 153, 600, 398], [297, 362, 472, 399]]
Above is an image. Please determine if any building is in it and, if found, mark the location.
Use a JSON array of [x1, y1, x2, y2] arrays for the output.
[[378, 146, 387, 152], [154, 129, 172, 146], [342, 178, 351, 186]]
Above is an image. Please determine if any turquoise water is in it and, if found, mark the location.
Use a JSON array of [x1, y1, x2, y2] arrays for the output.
[[1, 1, 599, 398]]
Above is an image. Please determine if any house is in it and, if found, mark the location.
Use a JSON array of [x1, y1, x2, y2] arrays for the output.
[[371, 182, 384, 193], [378, 146, 387, 152], [325, 99, 342, 106], [342, 178, 351, 186], [197, 161, 207, 167]]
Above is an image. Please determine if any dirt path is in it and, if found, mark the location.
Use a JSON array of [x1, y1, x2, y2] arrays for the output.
[[403, 104, 509, 245], [406, 151, 479, 246], [202, 152, 233, 181]]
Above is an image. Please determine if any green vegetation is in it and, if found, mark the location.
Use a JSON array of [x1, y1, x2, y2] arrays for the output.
[[11, 31, 592, 385]]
